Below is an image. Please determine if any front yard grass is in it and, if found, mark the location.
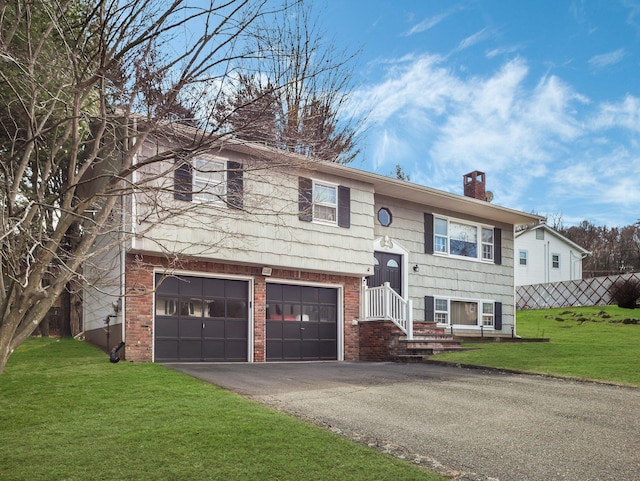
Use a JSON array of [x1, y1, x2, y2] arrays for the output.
[[434, 305, 640, 386], [0, 338, 446, 481]]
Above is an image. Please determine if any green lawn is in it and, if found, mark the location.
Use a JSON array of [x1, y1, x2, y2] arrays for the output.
[[0, 338, 446, 481], [434, 305, 640, 386]]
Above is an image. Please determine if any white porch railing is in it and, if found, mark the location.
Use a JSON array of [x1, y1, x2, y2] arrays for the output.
[[363, 282, 413, 339]]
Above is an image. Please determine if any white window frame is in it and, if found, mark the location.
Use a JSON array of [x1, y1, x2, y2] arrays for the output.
[[193, 157, 226, 203], [312, 180, 338, 225], [552, 253, 560, 269], [434, 216, 495, 262], [519, 250, 528, 266], [434, 297, 496, 329]]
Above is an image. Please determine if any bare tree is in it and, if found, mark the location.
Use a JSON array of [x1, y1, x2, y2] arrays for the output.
[[0, 0, 354, 373], [212, 1, 362, 163]]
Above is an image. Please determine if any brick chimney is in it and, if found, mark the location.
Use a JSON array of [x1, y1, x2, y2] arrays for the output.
[[463, 171, 486, 200]]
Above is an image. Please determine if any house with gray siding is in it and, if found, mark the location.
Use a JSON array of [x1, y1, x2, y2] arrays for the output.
[[82, 134, 543, 363]]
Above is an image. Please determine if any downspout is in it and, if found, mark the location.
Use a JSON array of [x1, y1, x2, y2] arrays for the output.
[[545, 241, 550, 283], [120, 118, 137, 346]]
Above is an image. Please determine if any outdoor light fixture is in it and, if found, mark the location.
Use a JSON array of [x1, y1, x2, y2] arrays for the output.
[[261, 267, 272, 276], [413, 264, 420, 272]]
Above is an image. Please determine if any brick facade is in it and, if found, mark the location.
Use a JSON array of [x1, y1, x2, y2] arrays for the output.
[[358, 320, 397, 361], [123, 254, 361, 362]]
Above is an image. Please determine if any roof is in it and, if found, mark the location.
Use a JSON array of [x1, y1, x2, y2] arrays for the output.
[[139, 124, 545, 227], [515, 224, 591, 255], [223, 139, 545, 227]]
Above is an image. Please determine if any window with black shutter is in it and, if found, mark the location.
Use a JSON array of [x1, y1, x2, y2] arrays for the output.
[[173, 157, 243, 208], [298, 177, 350, 228]]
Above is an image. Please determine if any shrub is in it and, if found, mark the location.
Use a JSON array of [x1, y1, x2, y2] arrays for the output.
[[609, 278, 640, 309]]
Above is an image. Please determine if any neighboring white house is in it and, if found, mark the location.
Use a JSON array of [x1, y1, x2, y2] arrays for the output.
[[515, 224, 590, 286]]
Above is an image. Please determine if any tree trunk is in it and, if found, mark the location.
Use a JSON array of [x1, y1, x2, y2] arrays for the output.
[[59, 288, 71, 337]]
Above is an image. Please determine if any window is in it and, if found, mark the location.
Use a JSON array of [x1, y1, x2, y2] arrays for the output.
[[481, 228, 494, 261], [552, 254, 560, 269], [174, 158, 243, 208], [434, 217, 495, 261], [313, 181, 337, 223], [434, 298, 448, 324], [298, 177, 350, 227], [377, 207, 392, 226], [434, 298, 497, 328], [482, 302, 494, 326], [193, 157, 226, 202], [519, 250, 528, 266], [434, 217, 448, 253]]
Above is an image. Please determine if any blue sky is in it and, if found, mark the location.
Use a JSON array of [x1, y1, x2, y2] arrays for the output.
[[321, 1, 640, 227]]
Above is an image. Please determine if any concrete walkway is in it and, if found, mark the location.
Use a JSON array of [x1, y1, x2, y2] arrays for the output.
[[166, 361, 640, 481]]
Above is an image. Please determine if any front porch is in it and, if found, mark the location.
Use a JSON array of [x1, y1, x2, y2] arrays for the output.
[[361, 282, 464, 361]]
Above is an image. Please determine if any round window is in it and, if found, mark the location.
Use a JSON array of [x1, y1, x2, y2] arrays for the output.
[[377, 207, 392, 227]]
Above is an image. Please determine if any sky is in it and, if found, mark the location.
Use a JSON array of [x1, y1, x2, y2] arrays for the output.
[[321, 0, 640, 228]]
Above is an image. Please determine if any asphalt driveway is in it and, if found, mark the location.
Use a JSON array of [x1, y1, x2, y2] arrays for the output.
[[165, 361, 640, 481]]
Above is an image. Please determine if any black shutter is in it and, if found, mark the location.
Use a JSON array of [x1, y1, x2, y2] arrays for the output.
[[337, 185, 350, 228], [494, 227, 502, 265], [298, 177, 313, 222], [174, 157, 192, 201], [494, 302, 502, 330], [424, 213, 434, 254], [424, 295, 434, 322], [227, 161, 243, 209]]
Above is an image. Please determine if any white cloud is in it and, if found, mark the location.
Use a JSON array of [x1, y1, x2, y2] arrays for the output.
[[351, 48, 640, 226], [405, 12, 450, 36], [404, 6, 463, 36], [486, 44, 522, 59], [588, 48, 626, 70], [455, 27, 492, 52], [592, 94, 640, 132]]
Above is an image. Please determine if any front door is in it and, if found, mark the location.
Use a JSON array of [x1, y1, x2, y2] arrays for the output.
[[368, 251, 402, 295]]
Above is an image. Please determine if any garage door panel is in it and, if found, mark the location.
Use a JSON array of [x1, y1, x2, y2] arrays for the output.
[[266, 321, 282, 337], [282, 341, 301, 360], [301, 342, 319, 360], [178, 340, 202, 361], [203, 319, 225, 338], [319, 340, 337, 358], [319, 322, 337, 339], [282, 322, 301, 338], [155, 340, 178, 360], [225, 280, 248, 298], [226, 319, 247, 339], [267, 340, 283, 359], [180, 318, 202, 338], [320, 288, 337, 304], [156, 317, 179, 338], [302, 286, 319, 302], [156, 276, 180, 295], [181, 277, 202, 296], [224, 341, 248, 361], [301, 323, 319, 340]]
